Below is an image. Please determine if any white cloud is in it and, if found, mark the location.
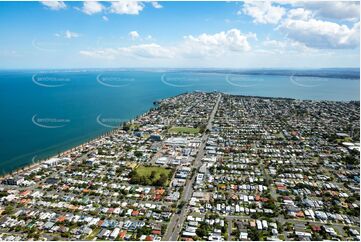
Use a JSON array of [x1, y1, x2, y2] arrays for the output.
[[78, 27, 358, 68], [80, 29, 254, 60], [262, 38, 316, 54], [298, 1, 360, 22], [77, 1, 149, 16], [129, 31, 140, 40], [80, 43, 173, 59], [151, 2, 163, 9], [119, 43, 173, 58], [277, 1, 360, 22], [287, 8, 312, 21], [79, 49, 118, 60], [40, 1, 66, 10], [81, 1, 104, 15], [102, 16, 109, 21], [109, 1, 144, 15], [279, 18, 360, 49], [56, 30, 80, 39], [241, 1, 286, 24], [181, 29, 253, 58], [65, 30, 80, 39]]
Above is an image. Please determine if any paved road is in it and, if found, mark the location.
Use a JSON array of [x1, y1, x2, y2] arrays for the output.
[[227, 218, 232, 240], [163, 94, 221, 241]]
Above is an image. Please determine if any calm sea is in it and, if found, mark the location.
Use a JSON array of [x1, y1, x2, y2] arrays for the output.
[[0, 69, 359, 174]]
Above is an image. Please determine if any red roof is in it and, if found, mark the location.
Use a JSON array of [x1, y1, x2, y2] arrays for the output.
[[312, 226, 321, 232], [119, 231, 127, 239], [145, 235, 153, 241], [296, 211, 305, 217], [20, 190, 31, 196], [131, 210, 140, 216], [155, 188, 165, 195], [152, 230, 161, 235], [97, 220, 104, 227], [57, 216, 65, 222]]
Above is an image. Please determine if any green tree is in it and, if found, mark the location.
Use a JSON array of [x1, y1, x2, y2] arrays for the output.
[[154, 173, 168, 186], [4, 205, 14, 215], [134, 151, 143, 157], [150, 171, 157, 180]]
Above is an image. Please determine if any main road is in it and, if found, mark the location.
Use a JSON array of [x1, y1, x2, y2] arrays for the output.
[[163, 93, 222, 241]]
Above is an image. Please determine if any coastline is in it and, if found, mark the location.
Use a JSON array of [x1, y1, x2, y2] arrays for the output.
[[0, 132, 108, 180], [0, 103, 156, 179], [1, 91, 359, 179], [0, 91, 359, 241]]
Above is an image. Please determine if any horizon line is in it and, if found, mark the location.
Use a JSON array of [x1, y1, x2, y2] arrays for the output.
[[0, 67, 359, 71]]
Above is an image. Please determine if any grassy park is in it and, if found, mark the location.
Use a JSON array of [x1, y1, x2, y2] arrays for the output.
[[130, 165, 173, 186]]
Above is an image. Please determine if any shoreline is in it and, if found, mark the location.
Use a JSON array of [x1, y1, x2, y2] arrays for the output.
[[0, 91, 359, 241], [0, 91, 359, 179], [0, 101, 156, 180], [0, 120, 128, 180], [0, 131, 109, 180]]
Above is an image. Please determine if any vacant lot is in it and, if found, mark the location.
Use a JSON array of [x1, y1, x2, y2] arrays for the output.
[[168, 126, 200, 134]]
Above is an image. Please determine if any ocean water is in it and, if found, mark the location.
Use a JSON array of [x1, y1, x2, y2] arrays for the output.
[[0, 69, 359, 174]]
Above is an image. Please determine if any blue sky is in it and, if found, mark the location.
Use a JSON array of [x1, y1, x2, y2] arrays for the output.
[[0, 1, 359, 69]]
